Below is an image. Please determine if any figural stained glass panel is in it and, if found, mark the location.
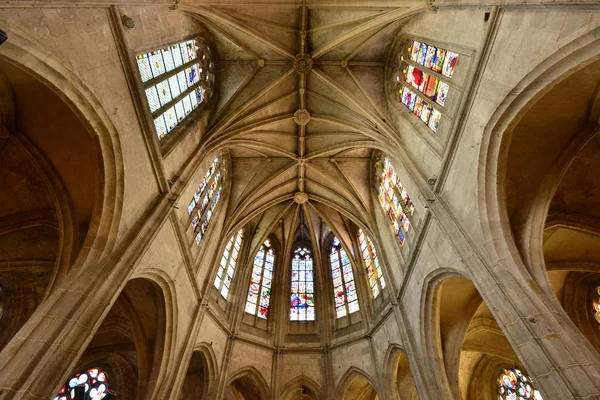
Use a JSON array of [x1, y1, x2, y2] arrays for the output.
[[53, 367, 111, 400], [214, 229, 243, 300], [187, 156, 223, 247], [358, 229, 385, 298], [497, 368, 544, 400], [377, 155, 415, 246], [245, 239, 275, 320], [290, 248, 315, 321], [136, 38, 215, 140], [330, 237, 359, 318]]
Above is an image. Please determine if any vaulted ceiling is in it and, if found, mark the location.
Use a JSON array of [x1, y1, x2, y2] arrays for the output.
[[184, 1, 426, 244]]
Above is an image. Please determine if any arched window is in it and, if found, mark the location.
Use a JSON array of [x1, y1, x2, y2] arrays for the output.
[[330, 237, 359, 318], [245, 239, 275, 319], [377, 154, 415, 245], [393, 39, 458, 133], [497, 368, 544, 400], [290, 248, 315, 321], [187, 156, 223, 246], [358, 229, 385, 298], [214, 229, 243, 300], [136, 37, 215, 140], [53, 367, 112, 400]]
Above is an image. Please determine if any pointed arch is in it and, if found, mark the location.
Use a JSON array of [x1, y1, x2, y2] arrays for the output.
[[335, 366, 379, 400], [226, 366, 270, 400], [279, 375, 325, 400]]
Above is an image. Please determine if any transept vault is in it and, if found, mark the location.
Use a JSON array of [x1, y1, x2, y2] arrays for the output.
[[0, 1, 599, 400]]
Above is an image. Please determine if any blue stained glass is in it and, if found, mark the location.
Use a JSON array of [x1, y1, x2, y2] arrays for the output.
[[290, 247, 314, 321]]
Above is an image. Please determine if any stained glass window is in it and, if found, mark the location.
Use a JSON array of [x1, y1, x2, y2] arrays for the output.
[[497, 368, 544, 400], [394, 39, 458, 133], [290, 247, 315, 321], [214, 229, 243, 300], [136, 38, 215, 140], [358, 230, 385, 298], [330, 237, 359, 318], [187, 156, 223, 246], [408, 40, 458, 78], [377, 154, 415, 245], [593, 286, 600, 325], [245, 239, 275, 319], [53, 367, 112, 400]]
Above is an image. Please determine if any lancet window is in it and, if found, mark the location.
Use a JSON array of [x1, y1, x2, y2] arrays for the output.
[[187, 156, 223, 246], [377, 154, 415, 245], [330, 237, 359, 318], [394, 39, 458, 133], [214, 230, 243, 300], [53, 367, 111, 400], [136, 37, 215, 140], [290, 247, 315, 321], [358, 230, 385, 298], [497, 368, 544, 400], [245, 239, 275, 319]]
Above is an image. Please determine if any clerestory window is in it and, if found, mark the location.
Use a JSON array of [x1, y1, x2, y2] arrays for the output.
[[376, 154, 415, 245], [358, 229, 385, 298], [187, 156, 223, 246], [245, 239, 275, 319], [136, 37, 215, 140], [290, 247, 315, 321], [394, 39, 458, 133], [330, 237, 359, 318], [214, 229, 243, 300]]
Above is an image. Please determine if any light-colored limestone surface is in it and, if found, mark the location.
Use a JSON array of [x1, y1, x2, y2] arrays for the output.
[[0, 1, 599, 399]]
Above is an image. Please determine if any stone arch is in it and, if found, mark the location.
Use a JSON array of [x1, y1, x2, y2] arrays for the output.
[[423, 272, 544, 400], [128, 269, 178, 399], [420, 268, 466, 399], [178, 342, 219, 399], [225, 366, 270, 400], [382, 345, 418, 400], [477, 24, 600, 293], [336, 367, 379, 400], [0, 28, 124, 270], [279, 375, 325, 400], [0, 28, 125, 395]]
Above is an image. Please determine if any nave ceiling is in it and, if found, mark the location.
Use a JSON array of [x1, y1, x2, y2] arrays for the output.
[[183, 1, 426, 242]]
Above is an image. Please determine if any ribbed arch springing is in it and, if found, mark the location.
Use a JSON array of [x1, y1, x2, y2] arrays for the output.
[[245, 239, 275, 320], [330, 237, 359, 318], [358, 229, 385, 298], [214, 229, 243, 300]]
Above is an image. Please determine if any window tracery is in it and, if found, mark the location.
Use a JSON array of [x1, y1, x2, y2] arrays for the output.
[[53, 367, 111, 400], [377, 155, 415, 245], [497, 368, 544, 400], [358, 230, 385, 298], [330, 237, 359, 318], [136, 37, 215, 140], [393, 39, 458, 133], [290, 247, 315, 321], [245, 239, 275, 319], [214, 229, 243, 300], [187, 156, 223, 246]]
